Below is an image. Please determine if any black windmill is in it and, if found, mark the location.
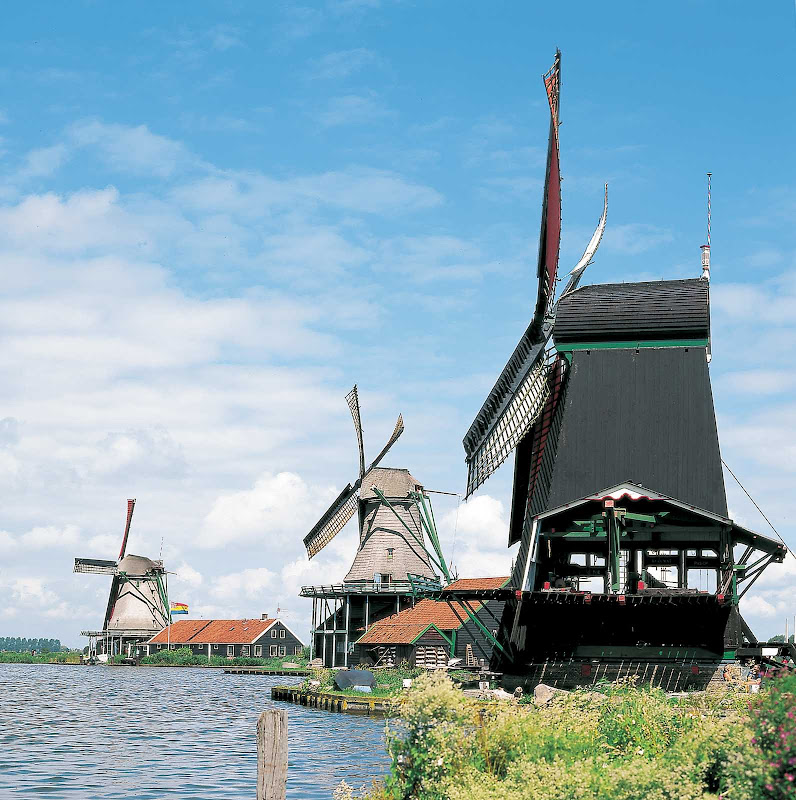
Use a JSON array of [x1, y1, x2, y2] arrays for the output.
[[462, 51, 788, 687]]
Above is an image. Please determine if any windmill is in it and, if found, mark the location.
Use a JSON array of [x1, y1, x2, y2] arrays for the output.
[[74, 499, 170, 658], [300, 386, 448, 667], [456, 50, 788, 686]]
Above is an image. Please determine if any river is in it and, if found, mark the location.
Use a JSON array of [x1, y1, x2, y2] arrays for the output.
[[0, 664, 389, 799]]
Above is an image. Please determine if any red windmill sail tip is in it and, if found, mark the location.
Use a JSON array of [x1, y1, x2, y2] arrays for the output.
[[119, 498, 136, 560]]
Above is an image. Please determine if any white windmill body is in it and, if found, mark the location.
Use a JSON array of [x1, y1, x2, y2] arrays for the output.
[[74, 500, 170, 659]]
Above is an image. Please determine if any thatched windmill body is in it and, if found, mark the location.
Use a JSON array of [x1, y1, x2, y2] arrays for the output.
[[300, 387, 449, 667], [74, 500, 170, 658]]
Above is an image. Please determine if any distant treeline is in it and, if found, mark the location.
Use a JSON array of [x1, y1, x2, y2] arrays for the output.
[[0, 637, 62, 653]]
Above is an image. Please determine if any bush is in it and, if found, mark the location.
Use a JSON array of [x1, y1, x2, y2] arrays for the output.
[[743, 669, 796, 799], [373, 672, 779, 800]]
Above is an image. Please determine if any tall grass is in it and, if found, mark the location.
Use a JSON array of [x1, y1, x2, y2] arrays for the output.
[[343, 671, 794, 800]]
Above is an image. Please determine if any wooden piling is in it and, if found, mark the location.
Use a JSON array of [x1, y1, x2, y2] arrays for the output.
[[257, 709, 288, 800]]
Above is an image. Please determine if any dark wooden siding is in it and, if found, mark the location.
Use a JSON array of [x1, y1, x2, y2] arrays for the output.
[[454, 601, 505, 665], [545, 347, 727, 516]]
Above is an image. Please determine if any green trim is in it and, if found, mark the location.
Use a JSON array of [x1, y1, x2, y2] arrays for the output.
[[410, 623, 453, 648], [556, 338, 709, 353]]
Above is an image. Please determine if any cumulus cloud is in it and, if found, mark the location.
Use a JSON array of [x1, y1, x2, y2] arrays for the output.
[[440, 495, 515, 579], [20, 525, 81, 550], [211, 566, 277, 600], [199, 472, 334, 549]]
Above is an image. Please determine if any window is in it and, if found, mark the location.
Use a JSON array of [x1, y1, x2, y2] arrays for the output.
[[254, 645, 262, 657], [271, 629, 277, 638], [157, 644, 162, 649], [386, 548, 394, 560], [295, 645, 302, 655], [280, 629, 285, 639], [279, 646, 286, 656], [241, 645, 250, 656], [212, 644, 218, 650], [270, 645, 278, 656], [227, 645, 234, 656]]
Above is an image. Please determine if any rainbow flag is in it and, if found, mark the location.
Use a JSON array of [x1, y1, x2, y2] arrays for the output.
[[170, 602, 188, 615]]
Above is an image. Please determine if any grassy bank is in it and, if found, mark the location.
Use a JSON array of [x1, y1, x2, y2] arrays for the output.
[[300, 667, 477, 698], [132, 646, 309, 669], [337, 670, 796, 800], [0, 651, 82, 664]]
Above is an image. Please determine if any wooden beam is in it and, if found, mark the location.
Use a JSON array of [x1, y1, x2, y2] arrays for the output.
[[257, 709, 288, 800]]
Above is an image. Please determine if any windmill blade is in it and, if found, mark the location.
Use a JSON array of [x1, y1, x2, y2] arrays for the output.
[[530, 50, 562, 334], [74, 558, 117, 575], [345, 386, 366, 480], [303, 483, 360, 559], [560, 184, 608, 298], [102, 575, 121, 631], [118, 498, 136, 560], [366, 414, 404, 472], [463, 342, 553, 497]]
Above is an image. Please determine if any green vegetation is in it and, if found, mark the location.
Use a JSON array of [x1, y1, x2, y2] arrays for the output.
[[134, 646, 309, 669], [335, 670, 796, 800], [300, 666, 477, 698], [0, 650, 80, 664], [0, 637, 62, 653]]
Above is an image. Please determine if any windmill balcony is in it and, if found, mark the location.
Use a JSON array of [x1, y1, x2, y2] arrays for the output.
[[300, 577, 441, 599]]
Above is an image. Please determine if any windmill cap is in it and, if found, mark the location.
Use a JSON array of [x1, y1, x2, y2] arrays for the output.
[[360, 467, 422, 500]]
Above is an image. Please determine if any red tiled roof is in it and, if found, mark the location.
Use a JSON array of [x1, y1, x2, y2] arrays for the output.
[[148, 618, 276, 645], [443, 576, 511, 592], [357, 621, 438, 645], [356, 598, 484, 646]]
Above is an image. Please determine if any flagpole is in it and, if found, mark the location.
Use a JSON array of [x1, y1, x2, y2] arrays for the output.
[[166, 571, 170, 651]]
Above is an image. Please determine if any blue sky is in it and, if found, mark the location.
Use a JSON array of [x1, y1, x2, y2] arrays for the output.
[[1, 1, 794, 646]]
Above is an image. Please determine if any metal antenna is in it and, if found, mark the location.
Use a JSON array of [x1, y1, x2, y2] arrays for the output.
[[700, 172, 711, 280]]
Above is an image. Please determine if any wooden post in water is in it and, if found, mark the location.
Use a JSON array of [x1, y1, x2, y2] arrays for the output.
[[257, 709, 287, 800]]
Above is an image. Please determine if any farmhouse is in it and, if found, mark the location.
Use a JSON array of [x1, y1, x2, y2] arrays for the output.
[[146, 617, 304, 659], [354, 577, 509, 668]]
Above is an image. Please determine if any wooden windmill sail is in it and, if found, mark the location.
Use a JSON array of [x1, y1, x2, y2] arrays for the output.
[[462, 50, 608, 508], [74, 499, 170, 648], [303, 386, 438, 584]]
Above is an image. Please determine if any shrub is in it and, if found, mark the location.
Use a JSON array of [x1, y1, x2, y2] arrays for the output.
[[744, 669, 796, 799]]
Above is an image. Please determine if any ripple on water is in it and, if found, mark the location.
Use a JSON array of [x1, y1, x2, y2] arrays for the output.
[[0, 664, 389, 799]]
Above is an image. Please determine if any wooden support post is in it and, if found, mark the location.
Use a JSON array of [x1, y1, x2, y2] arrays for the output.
[[257, 709, 288, 800], [364, 595, 370, 631], [344, 595, 350, 667]]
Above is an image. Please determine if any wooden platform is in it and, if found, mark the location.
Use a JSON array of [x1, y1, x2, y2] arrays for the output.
[[270, 685, 397, 715], [223, 667, 311, 676]]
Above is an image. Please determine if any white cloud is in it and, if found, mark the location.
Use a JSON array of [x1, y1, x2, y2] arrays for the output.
[[199, 472, 334, 549], [441, 495, 515, 579], [20, 525, 81, 550], [68, 120, 196, 177], [740, 594, 777, 618], [211, 567, 277, 600], [0, 530, 17, 553], [175, 562, 203, 588]]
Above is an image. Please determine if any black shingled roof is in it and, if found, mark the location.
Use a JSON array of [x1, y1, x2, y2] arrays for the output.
[[554, 278, 710, 343]]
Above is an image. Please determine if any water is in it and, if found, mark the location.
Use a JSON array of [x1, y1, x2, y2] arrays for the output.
[[0, 664, 389, 799]]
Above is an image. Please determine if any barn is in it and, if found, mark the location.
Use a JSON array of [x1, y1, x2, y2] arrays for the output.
[[353, 577, 508, 668], [146, 617, 305, 659]]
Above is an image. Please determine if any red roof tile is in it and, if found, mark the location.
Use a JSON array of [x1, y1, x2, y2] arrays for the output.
[[356, 598, 484, 645], [148, 618, 276, 645], [443, 576, 511, 592]]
